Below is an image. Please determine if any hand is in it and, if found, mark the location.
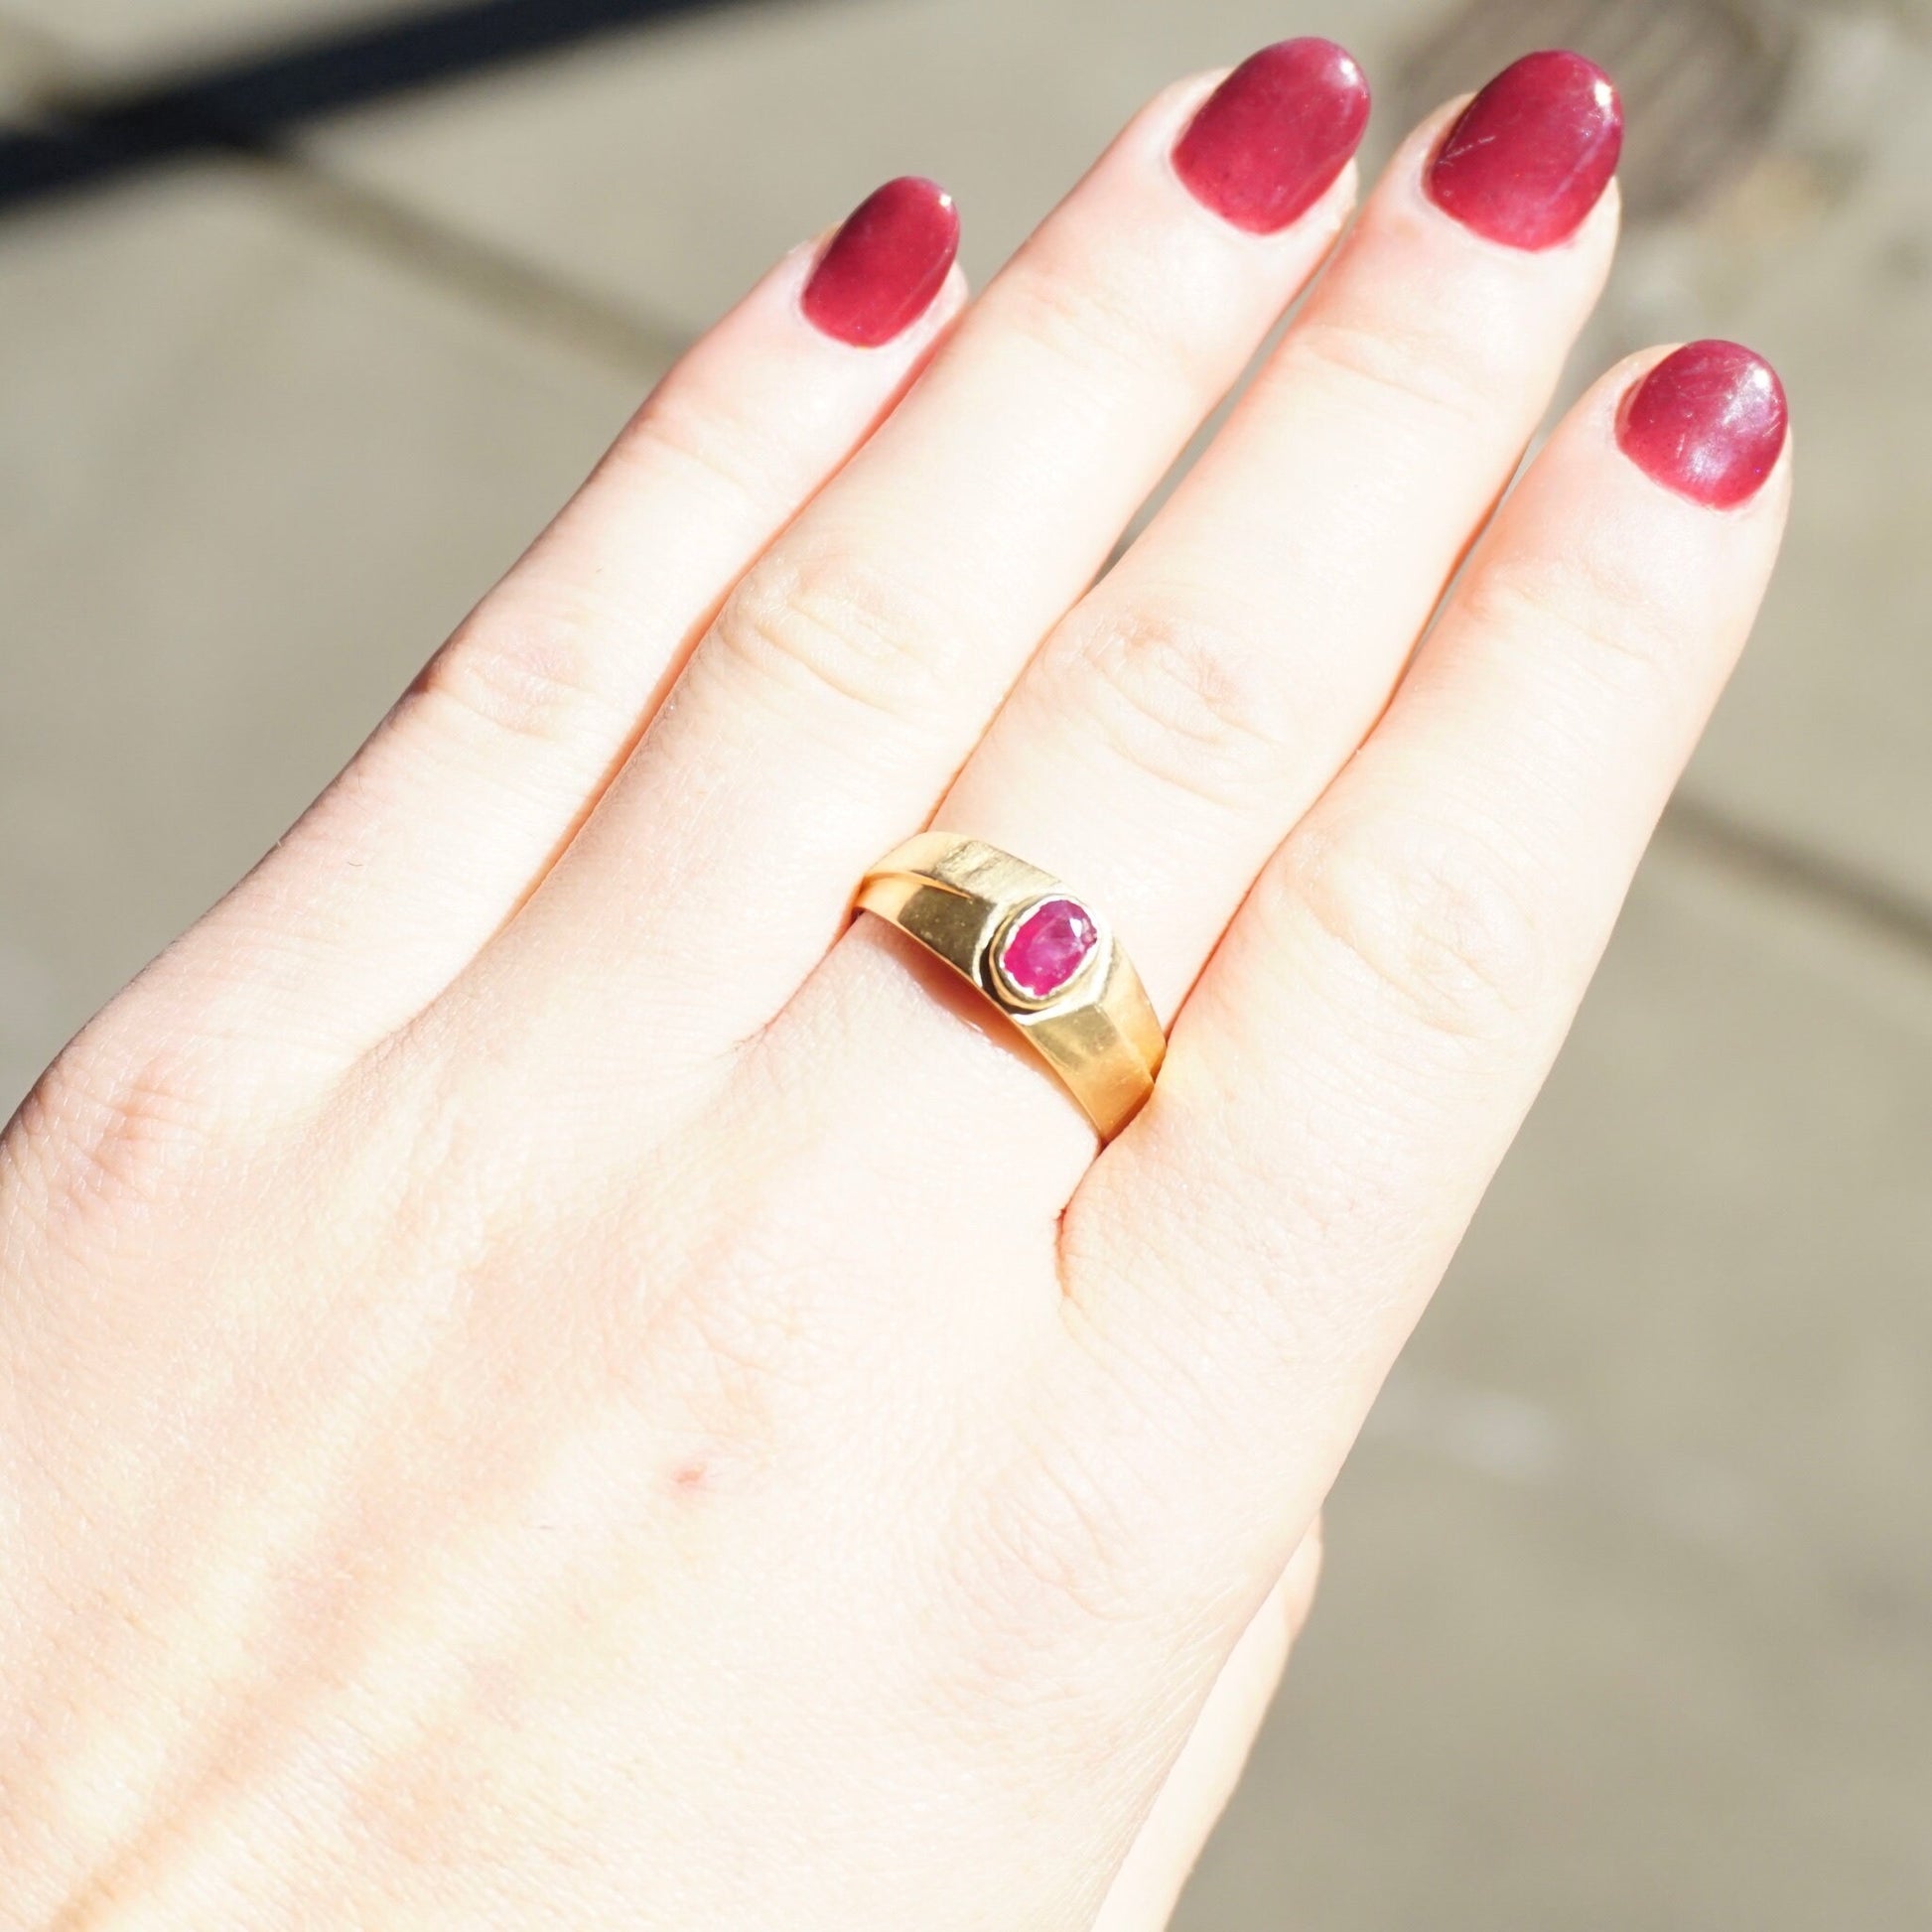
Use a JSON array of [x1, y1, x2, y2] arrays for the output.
[[0, 43, 1787, 1930]]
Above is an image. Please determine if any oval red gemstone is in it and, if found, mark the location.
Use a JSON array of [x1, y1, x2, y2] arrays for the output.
[[1000, 897, 1098, 1001]]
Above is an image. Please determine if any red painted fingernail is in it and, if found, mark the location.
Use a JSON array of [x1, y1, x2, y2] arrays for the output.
[[1616, 340, 1788, 509], [1426, 50, 1622, 249], [1173, 38, 1371, 234], [802, 176, 959, 347]]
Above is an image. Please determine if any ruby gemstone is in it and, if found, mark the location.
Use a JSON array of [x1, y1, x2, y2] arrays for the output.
[[999, 897, 1099, 1001]]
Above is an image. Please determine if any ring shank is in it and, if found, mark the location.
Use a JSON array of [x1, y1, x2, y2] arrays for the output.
[[856, 834, 1165, 1141]]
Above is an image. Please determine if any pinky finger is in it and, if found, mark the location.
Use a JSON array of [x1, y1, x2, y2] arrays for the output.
[[127, 180, 965, 1085]]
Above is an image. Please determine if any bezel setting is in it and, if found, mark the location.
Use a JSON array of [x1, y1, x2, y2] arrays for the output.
[[987, 894, 1105, 1012]]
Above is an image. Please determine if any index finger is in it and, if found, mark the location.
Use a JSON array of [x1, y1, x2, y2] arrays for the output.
[[1066, 340, 1791, 1593]]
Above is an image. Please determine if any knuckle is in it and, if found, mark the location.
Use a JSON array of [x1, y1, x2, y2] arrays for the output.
[[416, 603, 629, 753], [1283, 814, 1551, 1042], [1461, 555, 1686, 692], [10, 1024, 221, 1231], [1289, 309, 1497, 432], [1047, 597, 1292, 811], [713, 544, 952, 723], [617, 377, 777, 511], [994, 257, 1165, 395]]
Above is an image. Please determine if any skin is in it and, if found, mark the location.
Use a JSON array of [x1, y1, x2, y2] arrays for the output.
[[0, 69, 1787, 1932]]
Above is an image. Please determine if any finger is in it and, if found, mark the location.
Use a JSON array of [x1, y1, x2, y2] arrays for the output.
[[480, 43, 1370, 1065], [1074, 340, 1790, 1593], [140, 183, 964, 1079], [826, 53, 1620, 1187], [1091, 1527, 1320, 1932]]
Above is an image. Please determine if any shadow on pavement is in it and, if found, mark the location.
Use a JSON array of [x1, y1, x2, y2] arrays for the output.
[[0, 0, 798, 213]]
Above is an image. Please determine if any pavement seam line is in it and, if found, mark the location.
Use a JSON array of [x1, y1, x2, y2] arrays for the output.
[[0, 7, 693, 377], [250, 143, 693, 376]]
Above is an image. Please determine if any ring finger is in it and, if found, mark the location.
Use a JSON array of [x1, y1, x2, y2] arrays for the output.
[[816, 51, 1624, 1179]]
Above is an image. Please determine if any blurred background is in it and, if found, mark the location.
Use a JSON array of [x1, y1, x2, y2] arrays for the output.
[[1, 0, 1928, 1922]]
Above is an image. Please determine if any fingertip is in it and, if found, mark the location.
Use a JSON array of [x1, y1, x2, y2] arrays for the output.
[[1423, 49, 1623, 251], [1613, 339, 1790, 511], [801, 175, 963, 348], [1393, 84, 1623, 269], [1170, 36, 1372, 235]]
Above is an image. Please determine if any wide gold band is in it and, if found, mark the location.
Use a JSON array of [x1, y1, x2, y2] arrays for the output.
[[856, 833, 1166, 1141]]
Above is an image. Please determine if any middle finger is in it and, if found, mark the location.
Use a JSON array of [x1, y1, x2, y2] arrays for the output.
[[476, 40, 1371, 1072]]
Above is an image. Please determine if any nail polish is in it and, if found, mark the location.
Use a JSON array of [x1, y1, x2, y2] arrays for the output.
[[1616, 340, 1788, 509], [802, 176, 960, 348], [1426, 50, 1622, 249], [1173, 38, 1371, 234]]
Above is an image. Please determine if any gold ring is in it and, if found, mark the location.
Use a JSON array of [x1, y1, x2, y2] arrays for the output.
[[856, 833, 1166, 1140]]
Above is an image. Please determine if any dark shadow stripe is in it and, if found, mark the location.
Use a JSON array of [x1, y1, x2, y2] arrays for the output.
[[0, 0, 790, 212], [1662, 795, 1932, 968]]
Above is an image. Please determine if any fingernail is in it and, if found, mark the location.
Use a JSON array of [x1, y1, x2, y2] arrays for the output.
[[1426, 50, 1622, 249], [1173, 38, 1371, 234], [1616, 340, 1788, 509], [802, 176, 960, 347]]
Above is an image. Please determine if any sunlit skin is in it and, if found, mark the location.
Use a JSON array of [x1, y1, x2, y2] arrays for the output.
[[0, 45, 1786, 1931]]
